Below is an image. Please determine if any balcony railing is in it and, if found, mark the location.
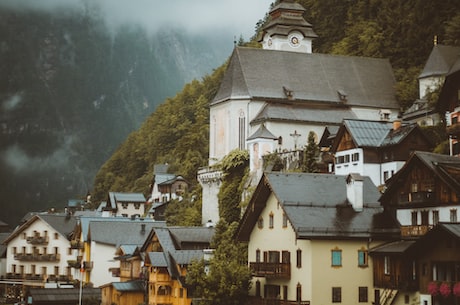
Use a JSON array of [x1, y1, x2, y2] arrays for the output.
[[5, 273, 72, 282], [26, 236, 49, 245], [83, 261, 94, 271], [401, 225, 432, 237], [249, 262, 291, 279], [14, 253, 60, 262], [70, 240, 84, 249], [398, 192, 436, 205]]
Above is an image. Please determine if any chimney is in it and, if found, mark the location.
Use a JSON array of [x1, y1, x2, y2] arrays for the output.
[[141, 223, 146, 234], [346, 174, 364, 212], [393, 118, 402, 130]]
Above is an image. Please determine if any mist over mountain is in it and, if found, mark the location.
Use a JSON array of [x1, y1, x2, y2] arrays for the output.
[[0, 4, 236, 227]]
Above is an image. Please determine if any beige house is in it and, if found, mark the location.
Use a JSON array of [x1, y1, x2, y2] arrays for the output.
[[236, 172, 400, 305]]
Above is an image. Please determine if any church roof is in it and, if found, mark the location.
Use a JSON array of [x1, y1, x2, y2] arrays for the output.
[[251, 103, 357, 125], [213, 47, 398, 110], [419, 44, 460, 78], [261, 0, 317, 41]]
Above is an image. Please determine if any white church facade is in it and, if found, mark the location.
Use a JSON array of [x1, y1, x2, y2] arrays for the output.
[[198, 0, 400, 225]]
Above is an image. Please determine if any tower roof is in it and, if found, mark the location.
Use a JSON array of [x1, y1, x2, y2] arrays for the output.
[[259, 0, 317, 42]]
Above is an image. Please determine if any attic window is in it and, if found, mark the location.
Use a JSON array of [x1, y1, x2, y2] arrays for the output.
[[379, 109, 391, 121], [337, 90, 347, 102]]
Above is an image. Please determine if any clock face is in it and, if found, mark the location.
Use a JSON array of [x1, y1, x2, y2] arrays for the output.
[[288, 33, 302, 48]]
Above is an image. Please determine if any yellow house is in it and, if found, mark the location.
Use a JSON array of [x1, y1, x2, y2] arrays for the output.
[[100, 280, 145, 305], [141, 227, 214, 305], [236, 172, 400, 305]]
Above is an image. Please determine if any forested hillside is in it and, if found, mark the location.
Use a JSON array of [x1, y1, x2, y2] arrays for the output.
[[0, 6, 233, 227], [90, 0, 460, 205]]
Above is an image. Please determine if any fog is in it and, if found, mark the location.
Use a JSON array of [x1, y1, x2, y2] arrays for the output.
[[0, 0, 273, 39]]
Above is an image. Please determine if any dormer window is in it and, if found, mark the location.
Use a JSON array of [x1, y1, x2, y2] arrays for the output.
[[379, 109, 391, 121]]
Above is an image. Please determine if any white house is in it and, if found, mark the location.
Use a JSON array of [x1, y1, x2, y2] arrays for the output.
[[331, 119, 434, 187], [2, 214, 78, 293]]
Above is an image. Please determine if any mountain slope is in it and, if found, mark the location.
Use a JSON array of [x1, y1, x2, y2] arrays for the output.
[[0, 8, 232, 227]]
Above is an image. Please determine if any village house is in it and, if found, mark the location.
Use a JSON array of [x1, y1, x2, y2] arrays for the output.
[[71, 216, 164, 287], [368, 151, 460, 305], [331, 119, 433, 187], [138, 226, 214, 305], [379, 151, 460, 239], [403, 44, 460, 126], [370, 223, 460, 305], [198, 0, 400, 226], [236, 172, 400, 305], [437, 48, 460, 157], [2, 213, 78, 301], [100, 192, 147, 218]]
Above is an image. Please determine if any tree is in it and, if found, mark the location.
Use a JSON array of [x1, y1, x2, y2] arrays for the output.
[[186, 221, 251, 305], [302, 131, 319, 173]]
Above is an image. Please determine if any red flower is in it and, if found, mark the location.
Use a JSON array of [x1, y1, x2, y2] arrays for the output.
[[428, 282, 439, 296], [453, 282, 460, 297], [439, 282, 451, 297]]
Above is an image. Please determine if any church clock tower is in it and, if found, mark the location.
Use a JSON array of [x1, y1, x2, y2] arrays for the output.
[[259, 0, 317, 53]]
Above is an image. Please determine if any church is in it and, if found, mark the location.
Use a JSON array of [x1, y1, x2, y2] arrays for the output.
[[198, 0, 400, 225]]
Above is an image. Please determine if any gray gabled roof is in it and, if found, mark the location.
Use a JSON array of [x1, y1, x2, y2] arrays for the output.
[[237, 172, 400, 241], [4, 214, 78, 244], [88, 220, 165, 247], [168, 227, 215, 246], [419, 44, 460, 78], [339, 119, 418, 148], [213, 47, 398, 110], [381, 151, 460, 203], [108, 192, 146, 209], [247, 124, 278, 141]]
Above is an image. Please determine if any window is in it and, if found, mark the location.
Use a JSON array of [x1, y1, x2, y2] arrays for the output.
[[411, 183, 418, 192], [296, 249, 302, 268], [12, 247, 17, 255], [255, 281, 261, 297], [54, 247, 58, 255], [344, 154, 350, 163], [22, 233, 26, 239], [411, 211, 418, 226], [451, 209, 458, 222], [268, 251, 280, 263], [383, 171, 389, 181], [283, 286, 288, 301], [257, 217, 264, 229], [336, 155, 345, 164], [54, 266, 59, 275], [296, 283, 302, 303], [54, 233, 59, 240], [331, 248, 342, 267], [358, 249, 368, 267], [432, 210, 439, 225], [121, 203, 128, 209], [179, 288, 184, 298], [352, 152, 359, 162], [256, 249, 261, 262], [238, 116, 246, 150], [269, 213, 274, 229], [359, 287, 368, 302], [282, 213, 288, 228], [332, 287, 342, 303], [134, 203, 141, 209], [384, 256, 391, 275], [282, 251, 290, 264]]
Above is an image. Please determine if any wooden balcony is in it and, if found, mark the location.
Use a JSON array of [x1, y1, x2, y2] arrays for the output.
[[26, 236, 49, 245], [401, 225, 432, 237], [70, 240, 84, 249], [83, 261, 93, 271], [249, 262, 291, 279], [14, 253, 60, 262], [398, 192, 436, 206]]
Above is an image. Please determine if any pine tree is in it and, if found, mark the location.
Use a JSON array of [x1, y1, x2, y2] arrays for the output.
[[302, 131, 319, 173]]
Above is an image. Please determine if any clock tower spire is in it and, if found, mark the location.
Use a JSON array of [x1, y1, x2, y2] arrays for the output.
[[259, 0, 317, 53]]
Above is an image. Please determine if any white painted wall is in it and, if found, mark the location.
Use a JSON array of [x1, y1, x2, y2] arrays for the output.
[[89, 241, 119, 287], [396, 205, 460, 226]]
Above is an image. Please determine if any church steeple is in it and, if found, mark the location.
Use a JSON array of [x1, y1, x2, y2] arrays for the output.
[[259, 0, 317, 53]]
